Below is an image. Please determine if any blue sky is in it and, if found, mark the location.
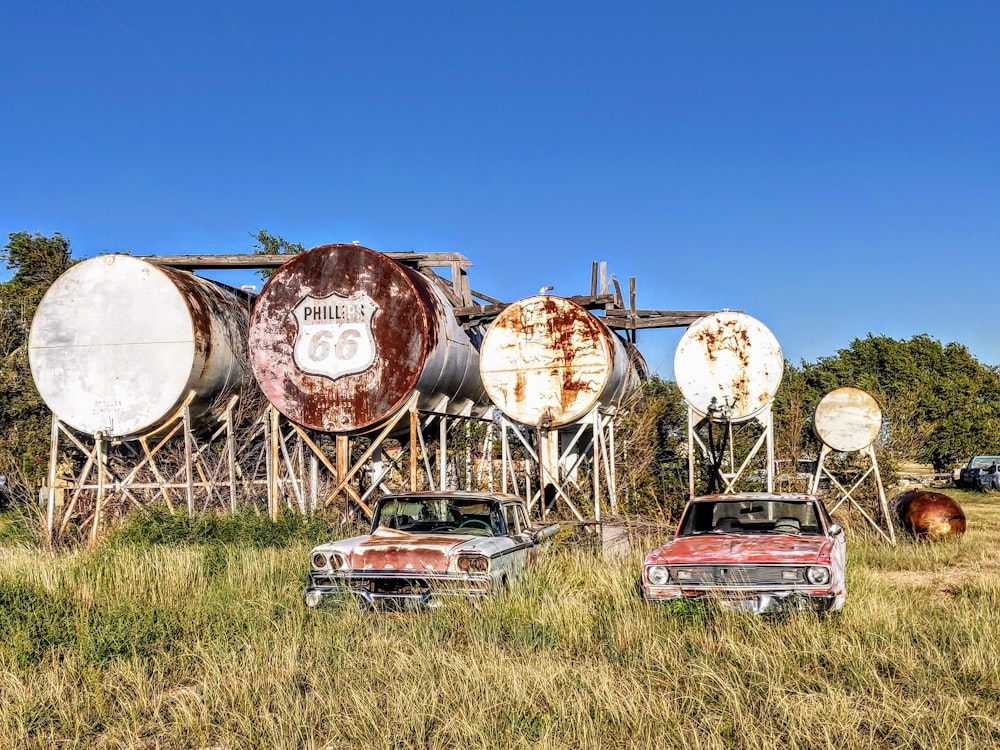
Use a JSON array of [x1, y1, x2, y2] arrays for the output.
[[2, 1, 997, 378]]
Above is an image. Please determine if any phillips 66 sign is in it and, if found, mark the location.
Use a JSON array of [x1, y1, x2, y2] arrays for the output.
[[292, 292, 379, 381]]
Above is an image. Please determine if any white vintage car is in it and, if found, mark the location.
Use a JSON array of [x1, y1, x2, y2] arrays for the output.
[[305, 491, 557, 608]]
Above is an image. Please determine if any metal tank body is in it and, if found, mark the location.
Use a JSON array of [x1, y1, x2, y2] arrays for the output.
[[28, 255, 250, 438], [813, 387, 883, 452], [893, 490, 967, 540], [674, 311, 783, 422], [478, 294, 647, 427], [248, 244, 486, 433]]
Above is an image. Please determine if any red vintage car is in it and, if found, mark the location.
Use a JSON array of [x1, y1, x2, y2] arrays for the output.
[[641, 492, 846, 614]]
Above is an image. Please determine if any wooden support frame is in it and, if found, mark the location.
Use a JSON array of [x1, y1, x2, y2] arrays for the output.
[[686, 405, 775, 499], [43, 393, 267, 546], [810, 443, 896, 544]]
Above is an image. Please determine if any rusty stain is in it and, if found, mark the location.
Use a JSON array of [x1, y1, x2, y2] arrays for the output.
[[893, 490, 966, 540], [349, 531, 472, 572]]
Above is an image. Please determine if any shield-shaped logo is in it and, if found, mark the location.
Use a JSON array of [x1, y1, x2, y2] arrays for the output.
[[292, 291, 379, 381]]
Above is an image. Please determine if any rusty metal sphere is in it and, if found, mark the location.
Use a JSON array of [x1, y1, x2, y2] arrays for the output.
[[893, 490, 966, 540]]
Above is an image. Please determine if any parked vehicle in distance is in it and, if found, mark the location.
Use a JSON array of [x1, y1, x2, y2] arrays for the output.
[[641, 492, 846, 615], [978, 464, 1000, 491], [958, 456, 1000, 490], [305, 491, 557, 609]]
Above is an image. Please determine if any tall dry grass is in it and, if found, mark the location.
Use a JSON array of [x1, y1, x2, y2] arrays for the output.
[[0, 493, 997, 748]]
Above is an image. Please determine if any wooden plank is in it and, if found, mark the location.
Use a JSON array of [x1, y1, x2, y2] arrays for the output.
[[138, 251, 471, 270]]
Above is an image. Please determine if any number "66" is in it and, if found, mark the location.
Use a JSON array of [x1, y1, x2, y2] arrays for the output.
[[307, 329, 360, 361]]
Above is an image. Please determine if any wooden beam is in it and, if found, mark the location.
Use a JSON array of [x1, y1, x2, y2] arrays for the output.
[[137, 251, 471, 270]]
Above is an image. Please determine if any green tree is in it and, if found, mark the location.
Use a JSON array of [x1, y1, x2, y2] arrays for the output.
[[616, 377, 689, 519], [774, 334, 1000, 472], [0, 232, 74, 499], [250, 229, 304, 280]]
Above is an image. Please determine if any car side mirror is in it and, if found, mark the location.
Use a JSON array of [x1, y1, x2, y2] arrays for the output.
[[829, 523, 843, 536]]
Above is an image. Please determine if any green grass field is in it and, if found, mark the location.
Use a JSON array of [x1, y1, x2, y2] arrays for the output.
[[0, 490, 997, 749]]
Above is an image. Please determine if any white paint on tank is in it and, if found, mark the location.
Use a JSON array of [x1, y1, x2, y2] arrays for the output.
[[674, 311, 783, 423], [28, 255, 247, 438], [479, 295, 643, 427], [813, 387, 882, 452]]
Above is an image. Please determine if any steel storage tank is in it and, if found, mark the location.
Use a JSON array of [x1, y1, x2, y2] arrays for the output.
[[478, 295, 647, 427], [248, 243, 486, 433], [812, 387, 883, 452], [28, 255, 251, 439], [674, 311, 783, 422]]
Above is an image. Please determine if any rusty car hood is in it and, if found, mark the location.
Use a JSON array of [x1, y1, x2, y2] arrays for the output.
[[645, 534, 833, 566], [342, 527, 480, 572]]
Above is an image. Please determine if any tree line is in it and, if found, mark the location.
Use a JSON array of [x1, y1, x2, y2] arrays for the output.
[[3, 230, 998, 508]]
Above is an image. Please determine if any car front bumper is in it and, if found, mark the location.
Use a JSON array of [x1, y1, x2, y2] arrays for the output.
[[643, 586, 840, 614], [305, 570, 496, 607]]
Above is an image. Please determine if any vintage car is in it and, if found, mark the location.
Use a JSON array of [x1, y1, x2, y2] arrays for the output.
[[304, 491, 557, 608], [641, 492, 846, 615]]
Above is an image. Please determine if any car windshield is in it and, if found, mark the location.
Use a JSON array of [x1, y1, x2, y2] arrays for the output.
[[679, 499, 823, 536], [373, 496, 504, 536], [971, 457, 1000, 469]]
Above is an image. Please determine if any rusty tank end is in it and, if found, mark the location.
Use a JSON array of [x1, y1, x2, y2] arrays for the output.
[[674, 311, 783, 423], [248, 244, 486, 433], [28, 255, 251, 439], [812, 387, 883, 453], [893, 490, 966, 540], [478, 294, 647, 427]]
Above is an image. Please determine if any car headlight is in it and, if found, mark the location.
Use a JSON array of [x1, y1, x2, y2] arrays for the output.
[[647, 565, 669, 585], [457, 555, 489, 573], [806, 566, 831, 585], [312, 552, 347, 570]]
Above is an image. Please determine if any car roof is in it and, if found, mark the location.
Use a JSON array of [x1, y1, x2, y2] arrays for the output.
[[688, 492, 820, 503], [376, 490, 523, 504]]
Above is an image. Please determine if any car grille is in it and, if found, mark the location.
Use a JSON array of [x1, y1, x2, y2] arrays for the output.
[[312, 572, 491, 596], [668, 565, 806, 587]]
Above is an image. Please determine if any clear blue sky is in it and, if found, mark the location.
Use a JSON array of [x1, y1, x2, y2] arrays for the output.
[[2, 1, 997, 378]]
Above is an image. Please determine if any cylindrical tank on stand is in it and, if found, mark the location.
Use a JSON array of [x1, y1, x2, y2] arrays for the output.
[[478, 294, 647, 427], [248, 243, 486, 433], [812, 387, 883, 452], [674, 311, 783, 422], [28, 255, 251, 439]]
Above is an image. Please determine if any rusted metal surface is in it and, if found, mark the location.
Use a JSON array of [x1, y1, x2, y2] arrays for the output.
[[28, 255, 250, 438], [813, 387, 882, 452], [249, 244, 486, 433], [893, 490, 966, 540], [346, 528, 464, 572], [478, 294, 647, 427], [674, 311, 783, 423]]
